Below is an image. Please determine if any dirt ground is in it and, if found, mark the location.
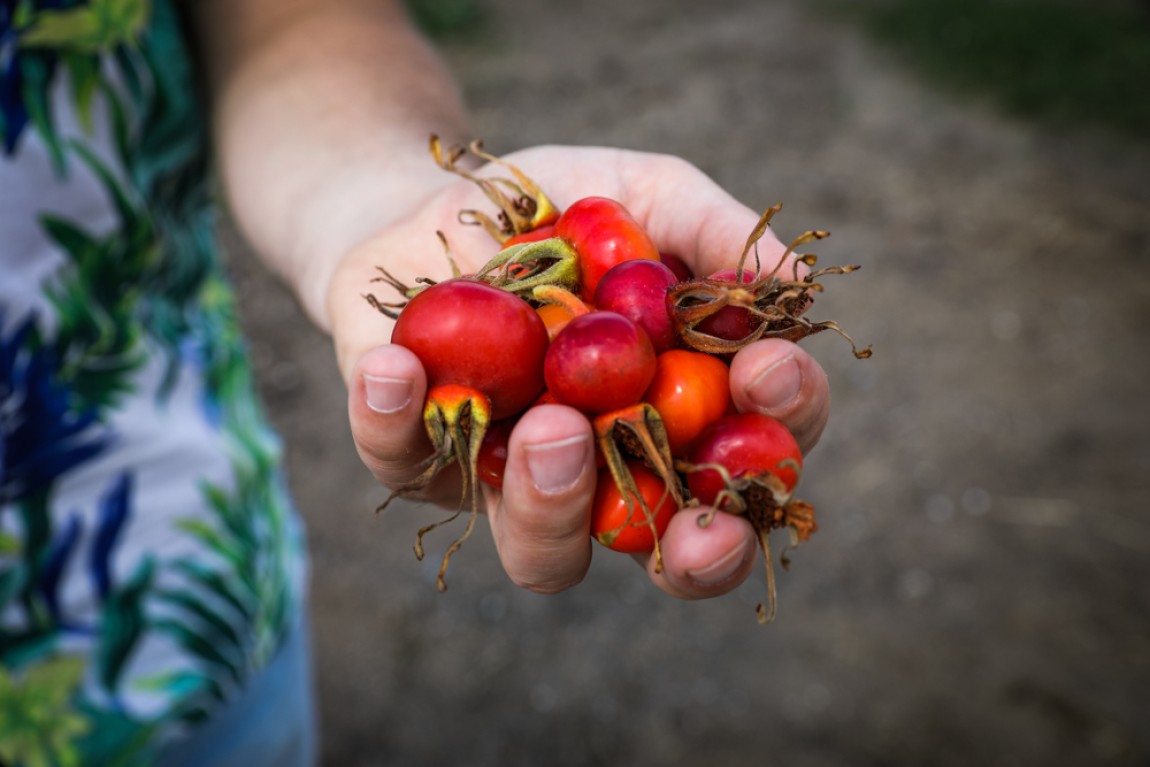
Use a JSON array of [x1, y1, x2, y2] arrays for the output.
[[224, 1, 1150, 765]]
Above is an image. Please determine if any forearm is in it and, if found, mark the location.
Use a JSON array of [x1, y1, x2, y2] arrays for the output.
[[191, 0, 468, 331]]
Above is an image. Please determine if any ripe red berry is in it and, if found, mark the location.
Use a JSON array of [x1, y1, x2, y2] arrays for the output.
[[544, 311, 656, 415]]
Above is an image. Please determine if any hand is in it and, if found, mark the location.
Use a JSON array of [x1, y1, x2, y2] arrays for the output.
[[327, 145, 831, 599]]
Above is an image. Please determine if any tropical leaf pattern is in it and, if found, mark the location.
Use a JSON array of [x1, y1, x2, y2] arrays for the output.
[[0, 1, 303, 764]]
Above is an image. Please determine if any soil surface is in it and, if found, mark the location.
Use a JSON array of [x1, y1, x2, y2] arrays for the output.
[[224, 1, 1150, 765]]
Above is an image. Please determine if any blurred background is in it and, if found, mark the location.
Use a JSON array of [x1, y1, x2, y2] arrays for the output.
[[224, 0, 1150, 764]]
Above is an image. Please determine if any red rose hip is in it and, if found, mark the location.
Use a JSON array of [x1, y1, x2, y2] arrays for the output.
[[391, 279, 549, 420], [544, 311, 656, 415], [594, 258, 680, 354]]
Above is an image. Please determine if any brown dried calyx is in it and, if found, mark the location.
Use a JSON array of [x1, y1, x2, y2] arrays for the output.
[[430, 135, 560, 243], [668, 204, 873, 359], [678, 458, 818, 625], [592, 403, 685, 575]]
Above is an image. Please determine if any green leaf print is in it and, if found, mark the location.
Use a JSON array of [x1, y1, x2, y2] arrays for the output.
[[155, 589, 245, 655], [0, 532, 21, 557], [70, 701, 159, 767], [0, 632, 59, 679], [17, 491, 52, 629], [37, 139, 159, 412], [19, 0, 150, 54], [68, 141, 148, 236], [65, 54, 103, 134], [94, 557, 154, 694], [170, 560, 255, 624], [173, 518, 249, 573], [0, 565, 28, 612], [0, 655, 91, 767], [133, 669, 225, 706], [35, 217, 146, 402], [18, 52, 68, 172], [150, 620, 243, 686], [132, 669, 226, 727]]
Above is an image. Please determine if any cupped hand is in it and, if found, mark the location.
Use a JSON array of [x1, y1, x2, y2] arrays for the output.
[[329, 145, 831, 599]]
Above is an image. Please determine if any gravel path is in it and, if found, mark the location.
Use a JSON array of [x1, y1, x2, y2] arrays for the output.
[[226, 1, 1150, 764]]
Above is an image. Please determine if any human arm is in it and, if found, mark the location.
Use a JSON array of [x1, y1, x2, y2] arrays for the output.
[[191, 2, 831, 598], [191, 0, 468, 330]]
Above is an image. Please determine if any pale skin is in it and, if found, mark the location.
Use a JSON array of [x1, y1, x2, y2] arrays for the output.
[[193, 0, 831, 600]]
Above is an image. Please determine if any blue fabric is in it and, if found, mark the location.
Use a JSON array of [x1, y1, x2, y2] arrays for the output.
[[156, 616, 319, 767]]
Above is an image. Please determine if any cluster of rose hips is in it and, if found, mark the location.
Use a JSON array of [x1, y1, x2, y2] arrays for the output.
[[367, 138, 870, 623]]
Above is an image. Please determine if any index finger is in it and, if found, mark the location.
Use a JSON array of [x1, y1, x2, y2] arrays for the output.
[[615, 154, 791, 279]]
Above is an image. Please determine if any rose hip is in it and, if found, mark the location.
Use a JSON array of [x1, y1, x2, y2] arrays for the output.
[[382, 278, 551, 590], [686, 412, 803, 507], [590, 461, 677, 553], [477, 418, 515, 490], [683, 412, 816, 624], [544, 311, 656, 415], [643, 349, 732, 457], [692, 268, 762, 344], [391, 279, 549, 420], [659, 252, 694, 282], [554, 197, 660, 300], [367, 144, 875, 624], [594, 259, 680, 354]]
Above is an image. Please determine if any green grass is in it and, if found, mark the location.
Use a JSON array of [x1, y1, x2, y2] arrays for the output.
[[829, 0, 1150, 139]]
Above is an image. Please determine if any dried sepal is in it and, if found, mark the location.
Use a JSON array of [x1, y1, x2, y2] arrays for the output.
[[593, 404, 684, 573], [669, 206, 872, 360], [376, 384, 491, 593], [468, 139, 560, 230], [363, 231, 465, 317], [734, 203, 783, 276], [430, 134, 559, 241], [363, 267, 416, 319], [436, 231, 465, 279], [676, 456, 817, 624]]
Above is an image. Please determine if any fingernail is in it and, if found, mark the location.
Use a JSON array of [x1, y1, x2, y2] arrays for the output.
[[364, 374, 413, 414], [747, 353, 802, 412], [687, 538, 754, 587], [524, 434, 589, 495]]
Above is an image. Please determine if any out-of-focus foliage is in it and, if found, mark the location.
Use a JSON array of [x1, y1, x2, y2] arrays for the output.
[[830, 0, 1150, 139], [404, 0, 484, 37]]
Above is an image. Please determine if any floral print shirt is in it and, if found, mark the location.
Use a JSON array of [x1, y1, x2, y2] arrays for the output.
[[0, 2, 304, 765]]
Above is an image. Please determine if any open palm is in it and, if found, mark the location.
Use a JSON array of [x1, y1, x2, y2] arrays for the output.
[[327, 144, 832, 601]]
